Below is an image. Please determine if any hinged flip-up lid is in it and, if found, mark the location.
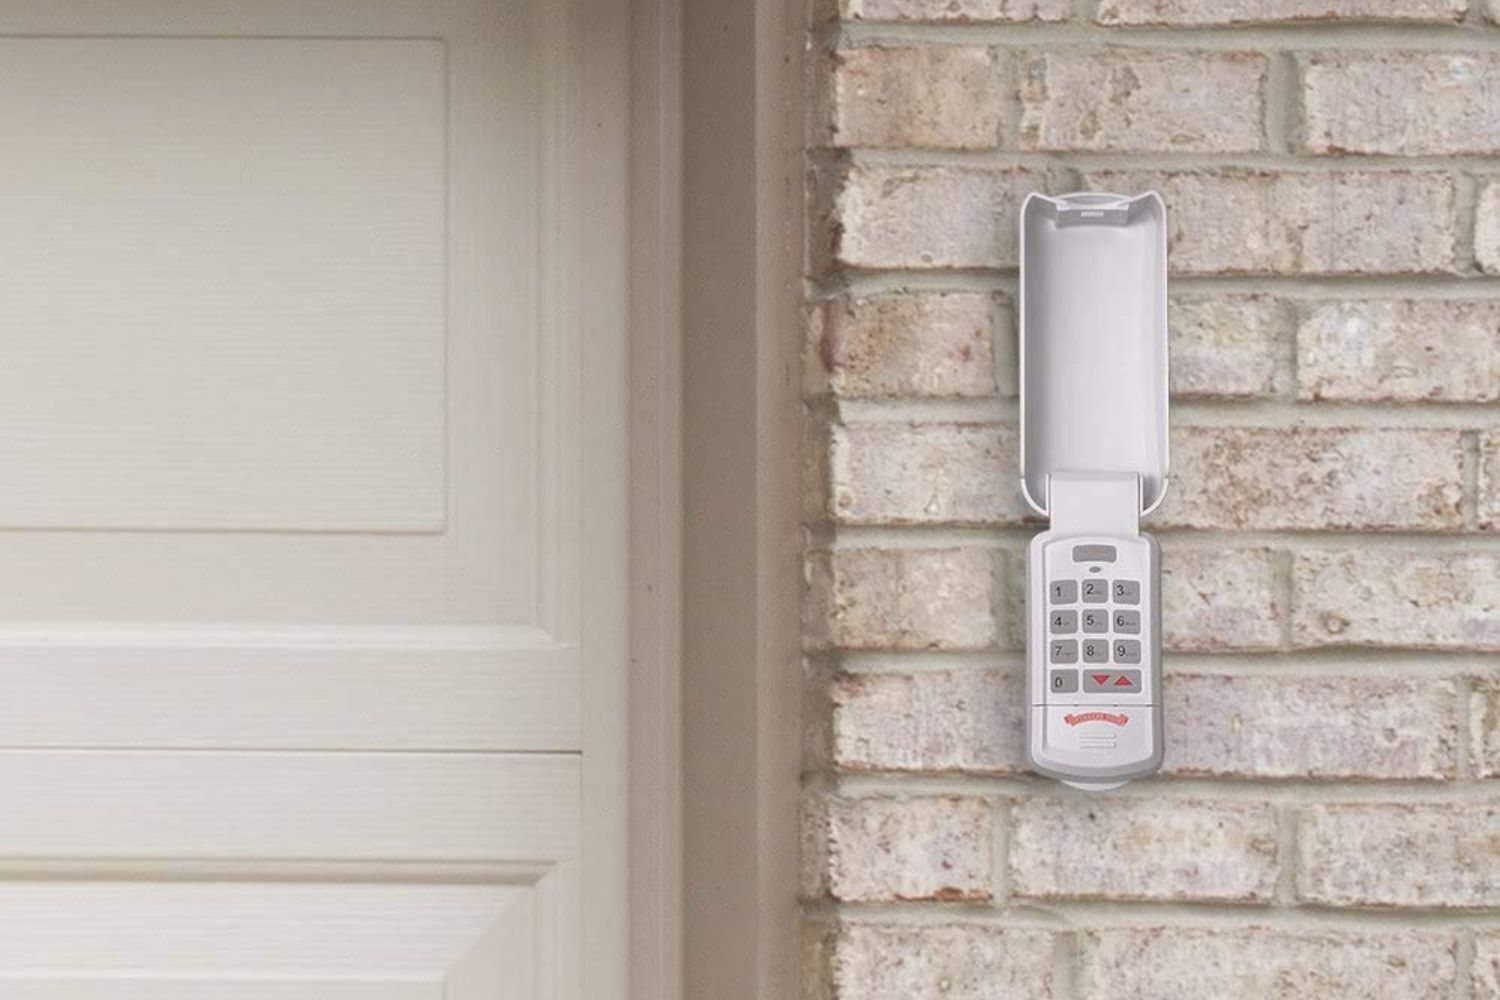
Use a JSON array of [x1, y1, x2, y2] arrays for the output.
[[1019, 191, 1169, 517]]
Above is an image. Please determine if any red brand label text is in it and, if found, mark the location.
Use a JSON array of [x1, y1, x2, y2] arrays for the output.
[[1063, 711, 1129, 727]]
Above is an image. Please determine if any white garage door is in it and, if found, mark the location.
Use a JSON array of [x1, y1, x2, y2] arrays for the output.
[[0, 0, 626, 995]]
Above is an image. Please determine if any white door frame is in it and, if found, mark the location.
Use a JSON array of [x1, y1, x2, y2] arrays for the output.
[[626, 0, 806, 997]]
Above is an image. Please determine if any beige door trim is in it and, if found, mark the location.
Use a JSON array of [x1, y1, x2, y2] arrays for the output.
[[676, 0, 807, 997], [628, 0, 685, 997], [629, 0, 805, 995]]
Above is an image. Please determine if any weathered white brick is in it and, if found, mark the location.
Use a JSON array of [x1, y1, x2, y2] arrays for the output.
[[1078, 927, 1457, 1000], [1162, 426, 1466, 532], [1165, 673, 1458, 780], [1302, 53, 1500, 156], [1083, 169, 1457, 275], [1480, 181, 1500, 275], [1010, 797, 1279, 902], [806, 548, 1002, 650], [828, 422, 1027, 525], [1170, 294, 1284, 398], [829, 668, 1026, 774], [1483, 432, 1500, 530], [824, 46, 1003, 150], [827, 164, 1044, 270], [835, 0, 1070, 20], [809, 795, 994, 902], [1161, 546, 1285, 651], [1298, 803, 1500, 907], [1478, 933, 1500, 1000], [828, 923, 1058, 1000], [808, 292, 1004, 398], [1019, 51, 1266, 153], [1097, 0, 1465, 24], [1472, 673, 1500, 778], [1293, 550, 1500, 650], [1296, 300, 1500, 402]]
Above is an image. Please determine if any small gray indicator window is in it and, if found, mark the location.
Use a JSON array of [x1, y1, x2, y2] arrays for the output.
[[1073, 544, 1117, 563]]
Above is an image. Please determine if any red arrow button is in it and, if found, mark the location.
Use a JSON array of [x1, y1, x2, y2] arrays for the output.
[[1114, 675, 1133, 687], [1090, 674, 1110, 686]]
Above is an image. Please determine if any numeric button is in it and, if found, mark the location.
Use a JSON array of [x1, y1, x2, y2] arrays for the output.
[[1112, 579, 1140, 604], [1049, 580, 1078, 604], [1112, 609, 1140, 634], [1081, 608, 1108, 634], [1081, 579, 1108, 604], [1113, 639, 1141, 664], [1049, 669, 1078, 694], [1081, 638, 1108, 663], [1049, 610, 1077, 634], [1050, 639, 1079, 663]]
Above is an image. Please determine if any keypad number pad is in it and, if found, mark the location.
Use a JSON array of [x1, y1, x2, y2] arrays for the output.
[[1045, 569, 1148, 698]]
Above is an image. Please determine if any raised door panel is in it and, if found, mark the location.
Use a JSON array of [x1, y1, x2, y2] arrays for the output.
[[0, 869, 576, 998], [0, 0, 572, 632], [0, 37, 447, 533]]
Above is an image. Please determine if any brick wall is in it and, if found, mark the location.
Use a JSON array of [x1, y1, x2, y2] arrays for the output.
[[801, 3, 1500, 998]]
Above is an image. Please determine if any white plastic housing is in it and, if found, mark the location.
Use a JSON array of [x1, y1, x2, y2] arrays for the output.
[[1019, 191, 1170, 789]]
